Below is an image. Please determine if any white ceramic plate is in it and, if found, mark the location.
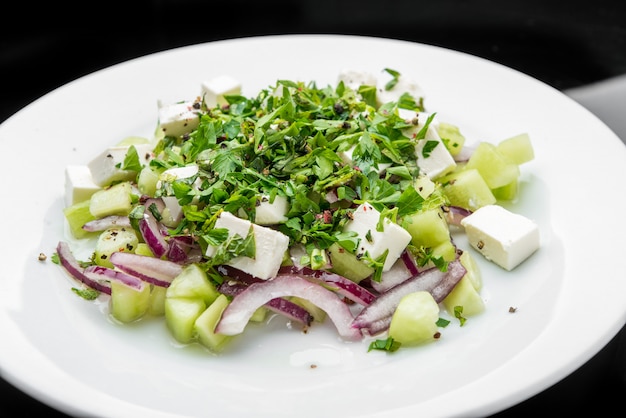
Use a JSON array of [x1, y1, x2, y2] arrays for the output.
[[1, 35, 625, 418]]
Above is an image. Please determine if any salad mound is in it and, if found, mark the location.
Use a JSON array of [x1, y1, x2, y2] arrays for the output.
[[56, 68, 539, 353]]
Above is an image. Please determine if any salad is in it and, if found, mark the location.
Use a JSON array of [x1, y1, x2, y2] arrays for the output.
[[56, 68, 539, 353]]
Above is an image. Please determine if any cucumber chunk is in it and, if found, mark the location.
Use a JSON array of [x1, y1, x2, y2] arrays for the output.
[[165, 298, 206, 344], [89, 181, 134, 218], [388, 291, 440, 346], [110, 280, 151, 323], [327, 242, 374, 283], [94, 227, 139, 268], [465, 142, 520, 189], [194, 294, 233, 352], [403, 209, 451, 248], [496, 133, 534, 165], [63, 199, 97, 239], [442, 168, 496, 211], [166, 264, 219, 305]]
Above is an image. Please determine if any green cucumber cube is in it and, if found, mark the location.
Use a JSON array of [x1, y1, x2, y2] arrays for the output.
[[89, 181, 134, 218], [194, 294, 233, 352], [164, 297, 206, 344], [436, 122, 466, 157], [442, 168, 496, 211], [166, 264, 219, 305], [291, 296, 327, 323], [63, 199, 97, 239], [137, 166, 160, 198], [388, 291, 440, 346], [110, 280, 151, 323], [327, 242, 374, 283], [94, 227, 139, 268], [492, 178, 519, 201], [148, 285, 167, 316], [496, 133, 534, 165], [465, 142, 520, 189], [442, 275, 485, 317], [403, 209, 451, 248]]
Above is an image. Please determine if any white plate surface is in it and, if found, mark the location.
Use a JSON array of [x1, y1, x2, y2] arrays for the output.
[[1, 35, 625, 418]]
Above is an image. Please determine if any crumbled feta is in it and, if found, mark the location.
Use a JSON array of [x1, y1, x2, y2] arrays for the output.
[[460, 205, 540, 271], [64, 165, 101, 207], [158, 100, 200, 138], [377, 73, 425, 108], [205, 212, 290, 280], [201, 75, 242, 108], [88, 143, 154, 187], [337, 69, 378, 91], [254, 195, 289, 225], [399, 109, 457, 179], [343, 203, 412, 271]]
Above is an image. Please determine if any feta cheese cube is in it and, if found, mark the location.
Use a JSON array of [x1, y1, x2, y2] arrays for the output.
[[88, 143, 154, 187], [64, 165, 101, 207], [205, 212, 290, 280], [337, 69, 378, 90], [343, 203, 412, 272], [460, 205, 540, 271], [400, 110, 457, 179], [201, 75, 242, 108], [377, 73, 425, 108], [158, 100, 200, 138]]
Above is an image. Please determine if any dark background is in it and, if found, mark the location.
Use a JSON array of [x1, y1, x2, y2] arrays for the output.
[[1, 0, 625, 416]]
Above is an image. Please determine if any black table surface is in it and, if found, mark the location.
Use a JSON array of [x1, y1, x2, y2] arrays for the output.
[[2, 1, 625, 416]]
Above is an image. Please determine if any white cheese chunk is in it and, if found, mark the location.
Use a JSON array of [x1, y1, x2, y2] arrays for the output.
[[201, 75, 242, 108], [377, 73, 425, 108], [343, 203, 412, 272], [337, 69, 378, 90], [399, 109, 457, 179], [205, 211, 290, 280], [64, 165, 101, 207], [460, 204, 540, 271], [158, 100, 200, 138], [88, 143, 154, 187]]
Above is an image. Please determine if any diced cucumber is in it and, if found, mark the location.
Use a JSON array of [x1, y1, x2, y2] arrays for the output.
[[403, 209, 450, 248], [148, 285, 167, 316], [327, 242, 374, 283], [496, 133, 534, 165], [194, 294, 233, 352], [460, 250, 482, 291], [94, 227, 139, 268], [436, 122, 466, 157], [89, 181, 134, 218], [442, 275, 485, 317], [63, 199, 97, 239], [464, 142, 520, 189], [164, 297, 206, 344], [134, 243, 154, 257], [250, 306, 268, 322], [110, 280, 151, 323], [137, 166, 160, 197], [413, 174, 436, 199], [492, 178, 519, 201], [442, 168, 496, 211], [291, 296, 327, 323], [166, 264, 220, 305], [388, 291, 440, 346], [432, 240, 457, 262]]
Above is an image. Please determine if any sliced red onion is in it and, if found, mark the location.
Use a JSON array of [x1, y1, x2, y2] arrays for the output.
[[84, 265, 146, 291], [109, 251, 183, 287], [216, 265, 263, 284], [139, 212, 169, 258], [352, 259, 466, 334], [443, 205, 473, 227], [400, 249, 420, 277], [218, 280, 313, 326], [371, 257, 413, 293], [82, 215, 131, 232], [56, 241, 111, 294], [216, 274, 362, 341], [278, 265, 376, 306]]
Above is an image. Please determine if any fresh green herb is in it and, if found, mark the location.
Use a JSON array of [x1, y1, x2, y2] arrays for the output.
[[368, 337, 401, 352], [454, 305, 467, 326], [72, 287, 99, 300], [119, 145, 143, 172]]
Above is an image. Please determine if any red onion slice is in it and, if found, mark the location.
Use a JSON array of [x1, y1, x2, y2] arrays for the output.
[[443, 205, 473, 227], [278, 265, 376, 306], [352, 259, 466, 334], [139, 212, 169, 258], [216, 274, 362, 341], [56, 241, 111, 294], [82, 215, 131, 232], [109, 251, 183, 287], [219, 280, 313, 326], [84, 265, 146, 291]]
